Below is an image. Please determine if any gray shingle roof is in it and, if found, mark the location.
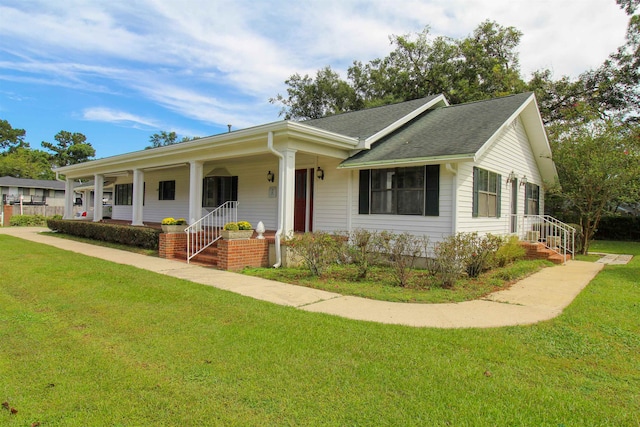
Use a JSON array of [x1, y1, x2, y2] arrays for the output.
[[0, 176, 66, 190], [340, 92, 533, 167], [300, 95, 441, 140]]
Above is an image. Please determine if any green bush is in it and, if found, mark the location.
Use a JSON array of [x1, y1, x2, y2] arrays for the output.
[[494, 235, 526, 267], [432, 232, 505, 287], [594, 216, 640, 241], [345, 229, 385, 280], [285, 231, 342, 276], [379, 232, 426, 287], [9, 214, 49, 227], [432, 235, 466, 288], [46, 219, 161, 250]]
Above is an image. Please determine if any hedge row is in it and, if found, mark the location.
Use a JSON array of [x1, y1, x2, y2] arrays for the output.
[[46, 219, 161, 250], [594, 216, 640, 241], [10, 214, 60, 227]]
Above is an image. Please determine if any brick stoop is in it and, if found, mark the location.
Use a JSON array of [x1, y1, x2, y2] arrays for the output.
[[520, 242, 568, 265], [159, 232, 271, 270], [177, 242, 219, 267]]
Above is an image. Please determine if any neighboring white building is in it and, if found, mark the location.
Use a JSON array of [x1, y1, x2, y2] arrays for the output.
[[54, 92, 559, 248]]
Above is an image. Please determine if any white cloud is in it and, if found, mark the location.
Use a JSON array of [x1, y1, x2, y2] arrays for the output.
[[0, 0, 631, 156], [82, 107, 159, 129]]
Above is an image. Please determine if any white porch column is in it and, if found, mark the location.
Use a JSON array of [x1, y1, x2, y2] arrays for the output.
[[131, 169, 145, 226], [93, 174, 104, 222], [188, 160, 204, 224], [63, 178, 74, 219], [281, 149, 296, 236], [82, 190, 90, 212]]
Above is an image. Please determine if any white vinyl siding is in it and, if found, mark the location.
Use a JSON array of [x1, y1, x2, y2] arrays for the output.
[[457, 117, 544, 235], [313, 158, 350, 232]]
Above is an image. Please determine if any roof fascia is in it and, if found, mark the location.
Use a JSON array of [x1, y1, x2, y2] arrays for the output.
[[55, 120, 359, 178], [472, 93, 558, 183], [338, 153, 474, 169], [359, 94, 449, 149], [474, 94, 535, 161]]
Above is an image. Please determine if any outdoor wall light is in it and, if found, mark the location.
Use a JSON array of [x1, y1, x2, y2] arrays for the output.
[[507, 171, 517, 183], [520, 175, 528, 186], [267, 170, 274, 182], [316, 166, 325, 180]]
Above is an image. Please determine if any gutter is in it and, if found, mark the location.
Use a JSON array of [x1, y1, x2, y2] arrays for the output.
[[338, 153, 474, 169], [267, 131, 284, 268], [445, 163, 458, 234]]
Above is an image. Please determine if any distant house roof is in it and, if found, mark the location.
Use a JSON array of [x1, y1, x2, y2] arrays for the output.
[[339, 92, 539, 168], [0, 176, 66, 190]]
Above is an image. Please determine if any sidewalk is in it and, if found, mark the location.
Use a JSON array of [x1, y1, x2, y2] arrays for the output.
[[0, 227, 605, 328]]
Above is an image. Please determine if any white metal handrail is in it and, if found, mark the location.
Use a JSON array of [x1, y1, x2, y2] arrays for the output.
[[186, 201, 238, 263], [514, 214, 576, 263]]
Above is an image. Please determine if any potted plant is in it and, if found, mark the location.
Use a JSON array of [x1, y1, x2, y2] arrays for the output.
[[221, 221, 253, 240], [161, 217, 187, 233]]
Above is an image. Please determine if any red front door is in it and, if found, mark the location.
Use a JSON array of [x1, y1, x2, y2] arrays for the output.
[[294, 169, 313, 232]]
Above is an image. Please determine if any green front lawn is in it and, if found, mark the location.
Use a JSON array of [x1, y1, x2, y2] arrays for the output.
[[1, 236, 638, 426], [243, 259, 552, 303]]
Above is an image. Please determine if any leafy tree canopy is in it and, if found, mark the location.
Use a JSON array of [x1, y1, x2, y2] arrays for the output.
[[42, 130, 96, 167], [271, 21, 528, 120], [548, 113, 640, 253], [0, 147, 55, 179], [0, 119, 28, 152], [146, 131, 197, 149]]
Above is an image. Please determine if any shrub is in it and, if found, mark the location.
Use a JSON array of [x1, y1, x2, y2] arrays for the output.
[[432, 235, 466, 288], [463, 233, 503, 278], [9, 214, 48, 227], [46, 219, 161, 249], [594, 216, 640, 241], [494, 235, 526, 267], [285, 231, 342, 276], [237, 221, 252, 230], [379, 232, 425, 287], [431, 232, 503, 286], [223, 222, 239, 231], [345, 229, 385, 279]]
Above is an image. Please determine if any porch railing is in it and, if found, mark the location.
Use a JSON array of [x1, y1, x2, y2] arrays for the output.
[[513, 214, 576, 263], [186, 201, 238, 263]]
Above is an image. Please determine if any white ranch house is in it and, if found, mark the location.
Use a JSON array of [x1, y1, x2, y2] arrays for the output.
[[55, 92, 572, 266]]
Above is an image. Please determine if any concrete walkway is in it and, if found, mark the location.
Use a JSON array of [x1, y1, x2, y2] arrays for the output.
[[0, 227, 606, 328]]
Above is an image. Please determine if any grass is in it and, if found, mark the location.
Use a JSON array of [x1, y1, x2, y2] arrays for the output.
[[243, 260, 552, 303], [589, 239, 639, 254], [1, 235, 639, 426]]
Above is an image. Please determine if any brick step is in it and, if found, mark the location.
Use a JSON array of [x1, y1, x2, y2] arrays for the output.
[[520, 242, 567, 264], [177, 243, 219, 267]]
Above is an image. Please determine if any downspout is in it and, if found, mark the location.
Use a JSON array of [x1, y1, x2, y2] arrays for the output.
[[267, 131, 284, 267], [445, 163, 457, 234]]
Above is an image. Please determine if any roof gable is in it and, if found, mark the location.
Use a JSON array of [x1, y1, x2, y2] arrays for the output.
[[340, 92, 539, 167], [301, 95, 446, 142]]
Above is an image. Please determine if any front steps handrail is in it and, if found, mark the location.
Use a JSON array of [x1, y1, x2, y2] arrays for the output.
[[186, 201, 238, 263], [515, 214, 576, 264]]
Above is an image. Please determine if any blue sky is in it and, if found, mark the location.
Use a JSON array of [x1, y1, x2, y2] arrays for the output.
[[0, 0, 630, 159]]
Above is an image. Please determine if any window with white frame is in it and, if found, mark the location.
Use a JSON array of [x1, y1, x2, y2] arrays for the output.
[[525, 182, 540, 215], [473, 167, 502, 218]]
